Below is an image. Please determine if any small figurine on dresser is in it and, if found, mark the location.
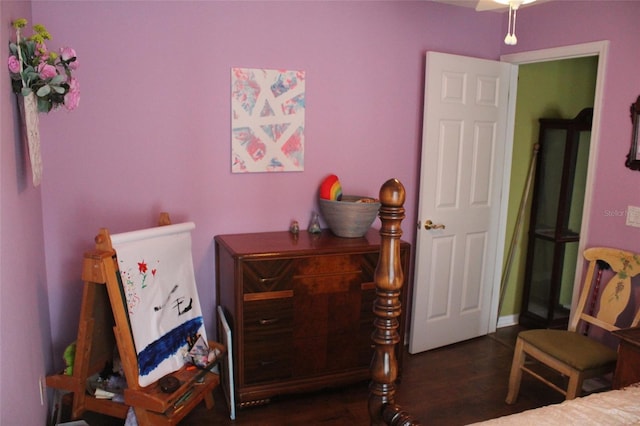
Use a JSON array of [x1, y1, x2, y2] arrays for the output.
[[308, 212, 321, 234]]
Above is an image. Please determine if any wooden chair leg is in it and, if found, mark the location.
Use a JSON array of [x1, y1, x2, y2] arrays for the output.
[[566, 372, 583, 400], [505, 337, 525, 404]]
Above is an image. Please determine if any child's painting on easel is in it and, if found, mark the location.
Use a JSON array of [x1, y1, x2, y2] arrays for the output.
[[111, 222, 206, 387]]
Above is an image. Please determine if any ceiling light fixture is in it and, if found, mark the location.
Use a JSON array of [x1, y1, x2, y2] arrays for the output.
[[495, 0, 536, 45]]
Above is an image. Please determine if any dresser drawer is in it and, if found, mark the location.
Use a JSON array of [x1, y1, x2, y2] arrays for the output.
[[243, 295, 293, 335], [242, 259, 295, 293], [243, 296, 294, 384], [244, 341, 293, 384], [242, 254, 367, 294]]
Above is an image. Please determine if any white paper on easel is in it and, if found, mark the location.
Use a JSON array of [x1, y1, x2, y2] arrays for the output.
[[111, 222, 206, 387]]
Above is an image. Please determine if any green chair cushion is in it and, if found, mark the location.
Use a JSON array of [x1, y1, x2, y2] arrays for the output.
[[519, 329, 617, 372]]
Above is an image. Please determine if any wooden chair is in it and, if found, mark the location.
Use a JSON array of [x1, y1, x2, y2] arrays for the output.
[[505, 246, 640, 404], [369, 179, 420, 426]]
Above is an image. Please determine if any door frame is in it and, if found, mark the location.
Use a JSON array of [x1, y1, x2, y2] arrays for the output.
[[491, 41, 609, 329]]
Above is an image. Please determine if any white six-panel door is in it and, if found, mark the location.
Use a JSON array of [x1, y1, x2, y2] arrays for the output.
[[409, 52, 514, 354]]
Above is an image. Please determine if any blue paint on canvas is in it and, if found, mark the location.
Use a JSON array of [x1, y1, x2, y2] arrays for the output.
[[138, 316, 204, 377]]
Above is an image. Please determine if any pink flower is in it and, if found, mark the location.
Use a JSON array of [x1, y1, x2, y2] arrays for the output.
[[60, 46, 79, 70], [37, 62, 57, 79], [7, 55, 21, 74], [67, 76, 79, 91], [60, 47, 76, 62], [68, 57, 79, 70], [64, 77, 80, 111]]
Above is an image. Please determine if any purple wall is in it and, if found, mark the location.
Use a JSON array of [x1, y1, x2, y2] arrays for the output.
[[1, 2, 49, 424], [2, 1, 640, 423], [502, 0, 640, 252], [32, 1, 503, 369]]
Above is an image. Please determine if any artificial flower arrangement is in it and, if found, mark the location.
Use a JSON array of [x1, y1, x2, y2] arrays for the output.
[[7, 18, 79, 113]]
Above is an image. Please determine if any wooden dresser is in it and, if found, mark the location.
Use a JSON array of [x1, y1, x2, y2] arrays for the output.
[[612, 327, 640, 389], [214, 229, 410, 406]]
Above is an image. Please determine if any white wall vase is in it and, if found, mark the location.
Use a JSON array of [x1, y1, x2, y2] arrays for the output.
[[18, 92, 43, 186]]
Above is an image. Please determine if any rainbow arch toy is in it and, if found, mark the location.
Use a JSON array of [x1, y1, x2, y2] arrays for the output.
[[319, 174, 343, 200]]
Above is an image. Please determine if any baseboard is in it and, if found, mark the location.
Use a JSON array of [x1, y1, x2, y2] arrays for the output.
[[497, 314, 519, 328]]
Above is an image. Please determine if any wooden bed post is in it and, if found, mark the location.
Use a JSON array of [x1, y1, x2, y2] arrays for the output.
[[369, 179, 419, 426]]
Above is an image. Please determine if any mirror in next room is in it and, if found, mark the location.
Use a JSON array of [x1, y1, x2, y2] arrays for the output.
[[627, 96, 640, 171]]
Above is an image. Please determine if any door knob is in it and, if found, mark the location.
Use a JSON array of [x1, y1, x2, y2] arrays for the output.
[[424, 220, 445, 230]]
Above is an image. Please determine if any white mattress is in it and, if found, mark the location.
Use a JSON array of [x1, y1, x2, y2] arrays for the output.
[[470, 385, 640, 425]]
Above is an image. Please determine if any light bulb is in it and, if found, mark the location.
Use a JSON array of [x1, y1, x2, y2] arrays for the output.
[[503, 0, 520, 45]]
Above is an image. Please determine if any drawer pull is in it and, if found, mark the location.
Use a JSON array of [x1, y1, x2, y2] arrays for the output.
[[258, 360, 277, 366], [259, 318, 280, 325]]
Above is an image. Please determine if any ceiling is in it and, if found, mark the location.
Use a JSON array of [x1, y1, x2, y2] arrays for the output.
[[430, 0, 550, 12]]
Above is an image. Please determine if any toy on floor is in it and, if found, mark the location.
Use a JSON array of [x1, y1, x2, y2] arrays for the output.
[[63, 341, 76, 375]]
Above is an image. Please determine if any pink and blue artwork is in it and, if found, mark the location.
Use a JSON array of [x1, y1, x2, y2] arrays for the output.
[[231, 67, 305, 173]]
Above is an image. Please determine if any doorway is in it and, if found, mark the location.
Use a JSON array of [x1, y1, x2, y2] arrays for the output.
[[408, 42, 608, 353], [497, 41, 608, 327]]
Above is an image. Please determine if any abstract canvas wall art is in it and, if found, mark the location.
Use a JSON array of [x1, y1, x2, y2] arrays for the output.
[[231, 67, 305, 173]]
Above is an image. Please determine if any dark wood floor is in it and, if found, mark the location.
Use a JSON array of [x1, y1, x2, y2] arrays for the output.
[[65, 325, 567, 425]]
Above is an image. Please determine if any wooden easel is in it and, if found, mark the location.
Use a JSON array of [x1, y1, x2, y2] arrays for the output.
[[46, 213, 222, 425]]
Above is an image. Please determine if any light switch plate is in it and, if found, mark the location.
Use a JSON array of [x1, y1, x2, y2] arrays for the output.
[[626, 206, 640, 228]]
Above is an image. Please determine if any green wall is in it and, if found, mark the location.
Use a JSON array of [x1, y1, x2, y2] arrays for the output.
[[499, 56, 598, 319]]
